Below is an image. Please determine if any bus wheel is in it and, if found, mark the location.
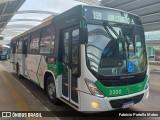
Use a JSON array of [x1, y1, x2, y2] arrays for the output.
[[46, 76, 60, 104], [16, 64, 22, 78]]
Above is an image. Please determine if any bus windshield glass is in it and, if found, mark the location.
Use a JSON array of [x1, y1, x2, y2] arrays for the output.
[[86, 23, 147, 76]]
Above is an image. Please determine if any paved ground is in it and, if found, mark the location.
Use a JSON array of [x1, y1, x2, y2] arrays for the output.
[[0, 60, 160, 120], [0, 62, 58, 120]]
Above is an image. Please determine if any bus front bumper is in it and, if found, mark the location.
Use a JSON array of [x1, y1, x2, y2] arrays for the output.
[[79, 87, 149, 112]]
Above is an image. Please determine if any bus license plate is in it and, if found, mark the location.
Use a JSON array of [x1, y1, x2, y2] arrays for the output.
[[122, 101, 134, 109]]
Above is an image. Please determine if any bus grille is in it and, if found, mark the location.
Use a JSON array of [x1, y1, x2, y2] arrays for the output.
[[99, 76, 145, 87], [109, 94, 144, 109]]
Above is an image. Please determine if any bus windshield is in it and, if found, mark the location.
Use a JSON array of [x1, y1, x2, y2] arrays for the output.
[[86, 23, 147, 76]]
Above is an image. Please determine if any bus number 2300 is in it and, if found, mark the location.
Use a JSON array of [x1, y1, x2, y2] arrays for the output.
[[109, 89, 122, 95]]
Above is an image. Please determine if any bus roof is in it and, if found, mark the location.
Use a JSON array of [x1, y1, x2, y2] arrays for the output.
[[11, 19, 52, 42]]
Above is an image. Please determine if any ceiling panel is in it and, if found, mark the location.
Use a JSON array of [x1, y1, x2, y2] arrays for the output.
[[0, 3, 5, 14], [0, 16, 10, 22], [141, 13, 160, 24], [0, 0, 26, 35], [0, 23, 4, 28], [116, 0, 160, 11], [130, 3, 160, 16], [3, 0, 20, 14], [101, 0, 160, 31], [101, 0, 134, 7], [144, 22, 160, 31]]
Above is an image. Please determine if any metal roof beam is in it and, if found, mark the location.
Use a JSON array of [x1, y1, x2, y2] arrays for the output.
[[143, 21, 160, 26], [141, 12, 160, 24], [6, 24, 34, 28], [0, 19, 42, 24], [0, 24, 34, 30], [101, 0, 133, 8], [17, 10, 58, 15], [114, 0, 139, 9], [1, 1, 8, 15], [0, 1, 8, 28], [75, 0, 103, 6], [116, 0, 160, 12], [0, 0, 26, 34], [0, 0, 17, 4], [4, 28, 30, 30], [101, 0, 116, 5], [10, 19, 42, 22], [143, 21, 160, 31], [109, 0, 134, 8], [129, 2, 160, 16], [0, 10, 58, 17]]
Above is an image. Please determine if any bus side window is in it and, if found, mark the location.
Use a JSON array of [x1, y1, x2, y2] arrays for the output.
[[17, 39, 22, 54], [49, 27, 55, 53], [40, 27, 55, 54], [23, 37, 29, 54], [30, 32, 40, 54]]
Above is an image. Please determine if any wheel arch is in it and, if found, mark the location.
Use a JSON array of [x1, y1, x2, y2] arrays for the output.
[[43, 70, 56, 91]]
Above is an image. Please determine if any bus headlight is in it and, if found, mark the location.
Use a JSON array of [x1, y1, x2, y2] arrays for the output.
[[85, 79, 105, 98], [90, 101, 99, 109]]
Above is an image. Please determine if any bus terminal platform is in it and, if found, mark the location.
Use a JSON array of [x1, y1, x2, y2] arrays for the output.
[[0, 62, 56, 120]]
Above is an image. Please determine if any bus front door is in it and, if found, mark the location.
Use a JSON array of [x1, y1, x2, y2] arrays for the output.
[[62, 27, 79, 106]]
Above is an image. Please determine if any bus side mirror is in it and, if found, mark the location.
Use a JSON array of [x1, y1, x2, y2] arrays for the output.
[[79, 28, 88, 44]]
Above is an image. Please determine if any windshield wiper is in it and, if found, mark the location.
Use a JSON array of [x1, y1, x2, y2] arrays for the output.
[[103, 21, 126, 45], [103, 21, 129, 73], [103, 21, 120, 39], [102, 21, 126, 55]]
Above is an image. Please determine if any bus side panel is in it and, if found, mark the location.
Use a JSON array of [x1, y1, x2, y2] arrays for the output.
[[40, 55, 61, 97], [27, 54, 41, 85], [25, 54, 59, 93], [36, 55, 48, 88]]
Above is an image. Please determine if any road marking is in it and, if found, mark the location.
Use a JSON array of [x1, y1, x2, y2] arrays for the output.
[[0, 65, 37, 120]]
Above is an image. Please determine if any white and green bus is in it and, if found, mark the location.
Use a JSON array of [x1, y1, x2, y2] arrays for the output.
[[10, 5, 149, 112]]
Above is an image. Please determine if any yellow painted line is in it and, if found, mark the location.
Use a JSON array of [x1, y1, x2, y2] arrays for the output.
[[59, 98, 79, 111], [0, 65, 37, 120]]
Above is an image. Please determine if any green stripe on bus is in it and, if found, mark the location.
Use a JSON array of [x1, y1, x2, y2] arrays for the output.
[[95, 76, 148, 97], [47, 61, 63, 79]]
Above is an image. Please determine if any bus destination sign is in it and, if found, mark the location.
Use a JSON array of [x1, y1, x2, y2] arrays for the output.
[[84, 7, 141, 25]]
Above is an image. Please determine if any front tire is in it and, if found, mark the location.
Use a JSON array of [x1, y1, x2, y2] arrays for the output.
[[46, 76, 60, 104]]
